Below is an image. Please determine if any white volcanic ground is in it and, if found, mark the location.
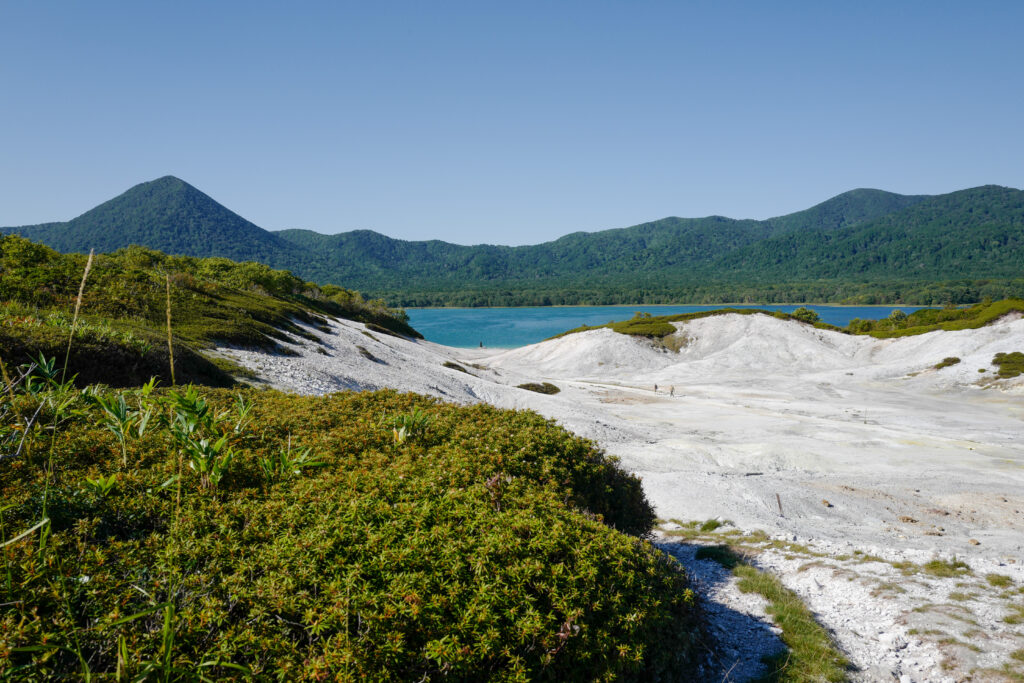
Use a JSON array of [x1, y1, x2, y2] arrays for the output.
[[216, 313, 1024, 682]]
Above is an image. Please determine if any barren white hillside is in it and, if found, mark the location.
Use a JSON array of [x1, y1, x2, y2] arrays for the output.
[[217, 312, 1024, 681]]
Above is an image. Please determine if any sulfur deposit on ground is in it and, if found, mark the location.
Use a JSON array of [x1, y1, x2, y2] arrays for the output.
[[217, 312, 1024, 682]]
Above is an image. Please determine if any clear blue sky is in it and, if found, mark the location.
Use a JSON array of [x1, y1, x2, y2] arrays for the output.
[[2, 1, 1021, 245]]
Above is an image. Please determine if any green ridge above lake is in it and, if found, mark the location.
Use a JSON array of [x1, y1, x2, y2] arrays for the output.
[[4, 177, 1023, 306]]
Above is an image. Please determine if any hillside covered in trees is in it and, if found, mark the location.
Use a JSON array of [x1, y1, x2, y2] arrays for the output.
[[4, 177, 1023, 306]]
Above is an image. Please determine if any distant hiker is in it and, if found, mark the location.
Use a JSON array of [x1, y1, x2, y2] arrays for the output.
[[669, 386, 675, 397], [654, 384, 658, 393], [479, 341, 483, 348]]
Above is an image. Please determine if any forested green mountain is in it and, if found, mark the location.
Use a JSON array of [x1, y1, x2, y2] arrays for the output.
[[716, 185, 1024, 281], [274, 188, 930, 289], [2, 176, 313, 266], [4, 177, 1022, 306]]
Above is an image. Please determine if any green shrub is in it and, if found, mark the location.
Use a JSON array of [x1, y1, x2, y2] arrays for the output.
[[790, 307, 820, 324], [993, 351, 1024, 378], [934, 357, 961, 370], [0, 388, 699, 680]]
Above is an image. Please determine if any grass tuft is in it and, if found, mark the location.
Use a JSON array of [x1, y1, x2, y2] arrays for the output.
[[923, 558, 972, 578], [442, 361, 470, 374], [987, 574, 1014, 588]]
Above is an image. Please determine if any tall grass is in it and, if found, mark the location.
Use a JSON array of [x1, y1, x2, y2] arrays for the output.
[[165, 273, 176, 386], [61, 249, 93, 384]]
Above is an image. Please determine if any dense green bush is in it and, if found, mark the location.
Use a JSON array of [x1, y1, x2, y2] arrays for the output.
[[0, 386, 700, 681], [789, 307, 820, 324]]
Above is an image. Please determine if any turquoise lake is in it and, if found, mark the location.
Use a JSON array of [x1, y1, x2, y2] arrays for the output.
[[406, 305, 933, 348]]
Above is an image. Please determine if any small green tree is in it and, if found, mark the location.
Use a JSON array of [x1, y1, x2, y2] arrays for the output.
[[791, 307, 820, 324]]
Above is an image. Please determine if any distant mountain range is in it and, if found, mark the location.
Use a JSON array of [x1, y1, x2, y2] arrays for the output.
[[4, 176, 1023, 306]]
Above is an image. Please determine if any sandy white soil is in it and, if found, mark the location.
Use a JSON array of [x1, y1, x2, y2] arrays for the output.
[[216, 313, 1024, 681]]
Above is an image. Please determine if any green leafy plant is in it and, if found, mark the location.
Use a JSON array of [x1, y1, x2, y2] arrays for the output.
[[92, 393, 135, 467], [82, 472, 118, 498], [259, 437, 324, 483], [232, 392, 254, 434], [385, 406, 433, 444], [185, 434, 234, 491]]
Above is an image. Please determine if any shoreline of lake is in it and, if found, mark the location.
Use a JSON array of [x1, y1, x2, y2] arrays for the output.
[[406, 304, 938, 348]]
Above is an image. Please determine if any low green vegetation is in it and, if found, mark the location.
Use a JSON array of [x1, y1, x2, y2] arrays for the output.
[[988, 574, 1015, 588], [552, 307, 841, 341], [692, 545, 847, 682], [442, 360, 470, 373], [0, 375, 701, 680], [993, 351, 1024, 378], [0, 236, 417, 387], [852, 298, 1024, 337], [556, 299, 1024, 349], [789, 307, 820, 324], [934, 357, 961, 369], [517, 382, 561, 395]]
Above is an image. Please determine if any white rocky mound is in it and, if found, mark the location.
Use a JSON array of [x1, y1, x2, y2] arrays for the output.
[[217, 312, 1024, 682]]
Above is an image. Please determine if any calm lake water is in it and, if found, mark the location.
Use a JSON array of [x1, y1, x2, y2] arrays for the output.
[[407, 305, 934, 348]]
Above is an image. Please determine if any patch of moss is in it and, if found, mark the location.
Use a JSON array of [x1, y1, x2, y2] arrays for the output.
[[923, 558, 972, 578], [987, 574, 1014, 588], [517, 382, 561, 395], [934, 357, 961, 370]]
